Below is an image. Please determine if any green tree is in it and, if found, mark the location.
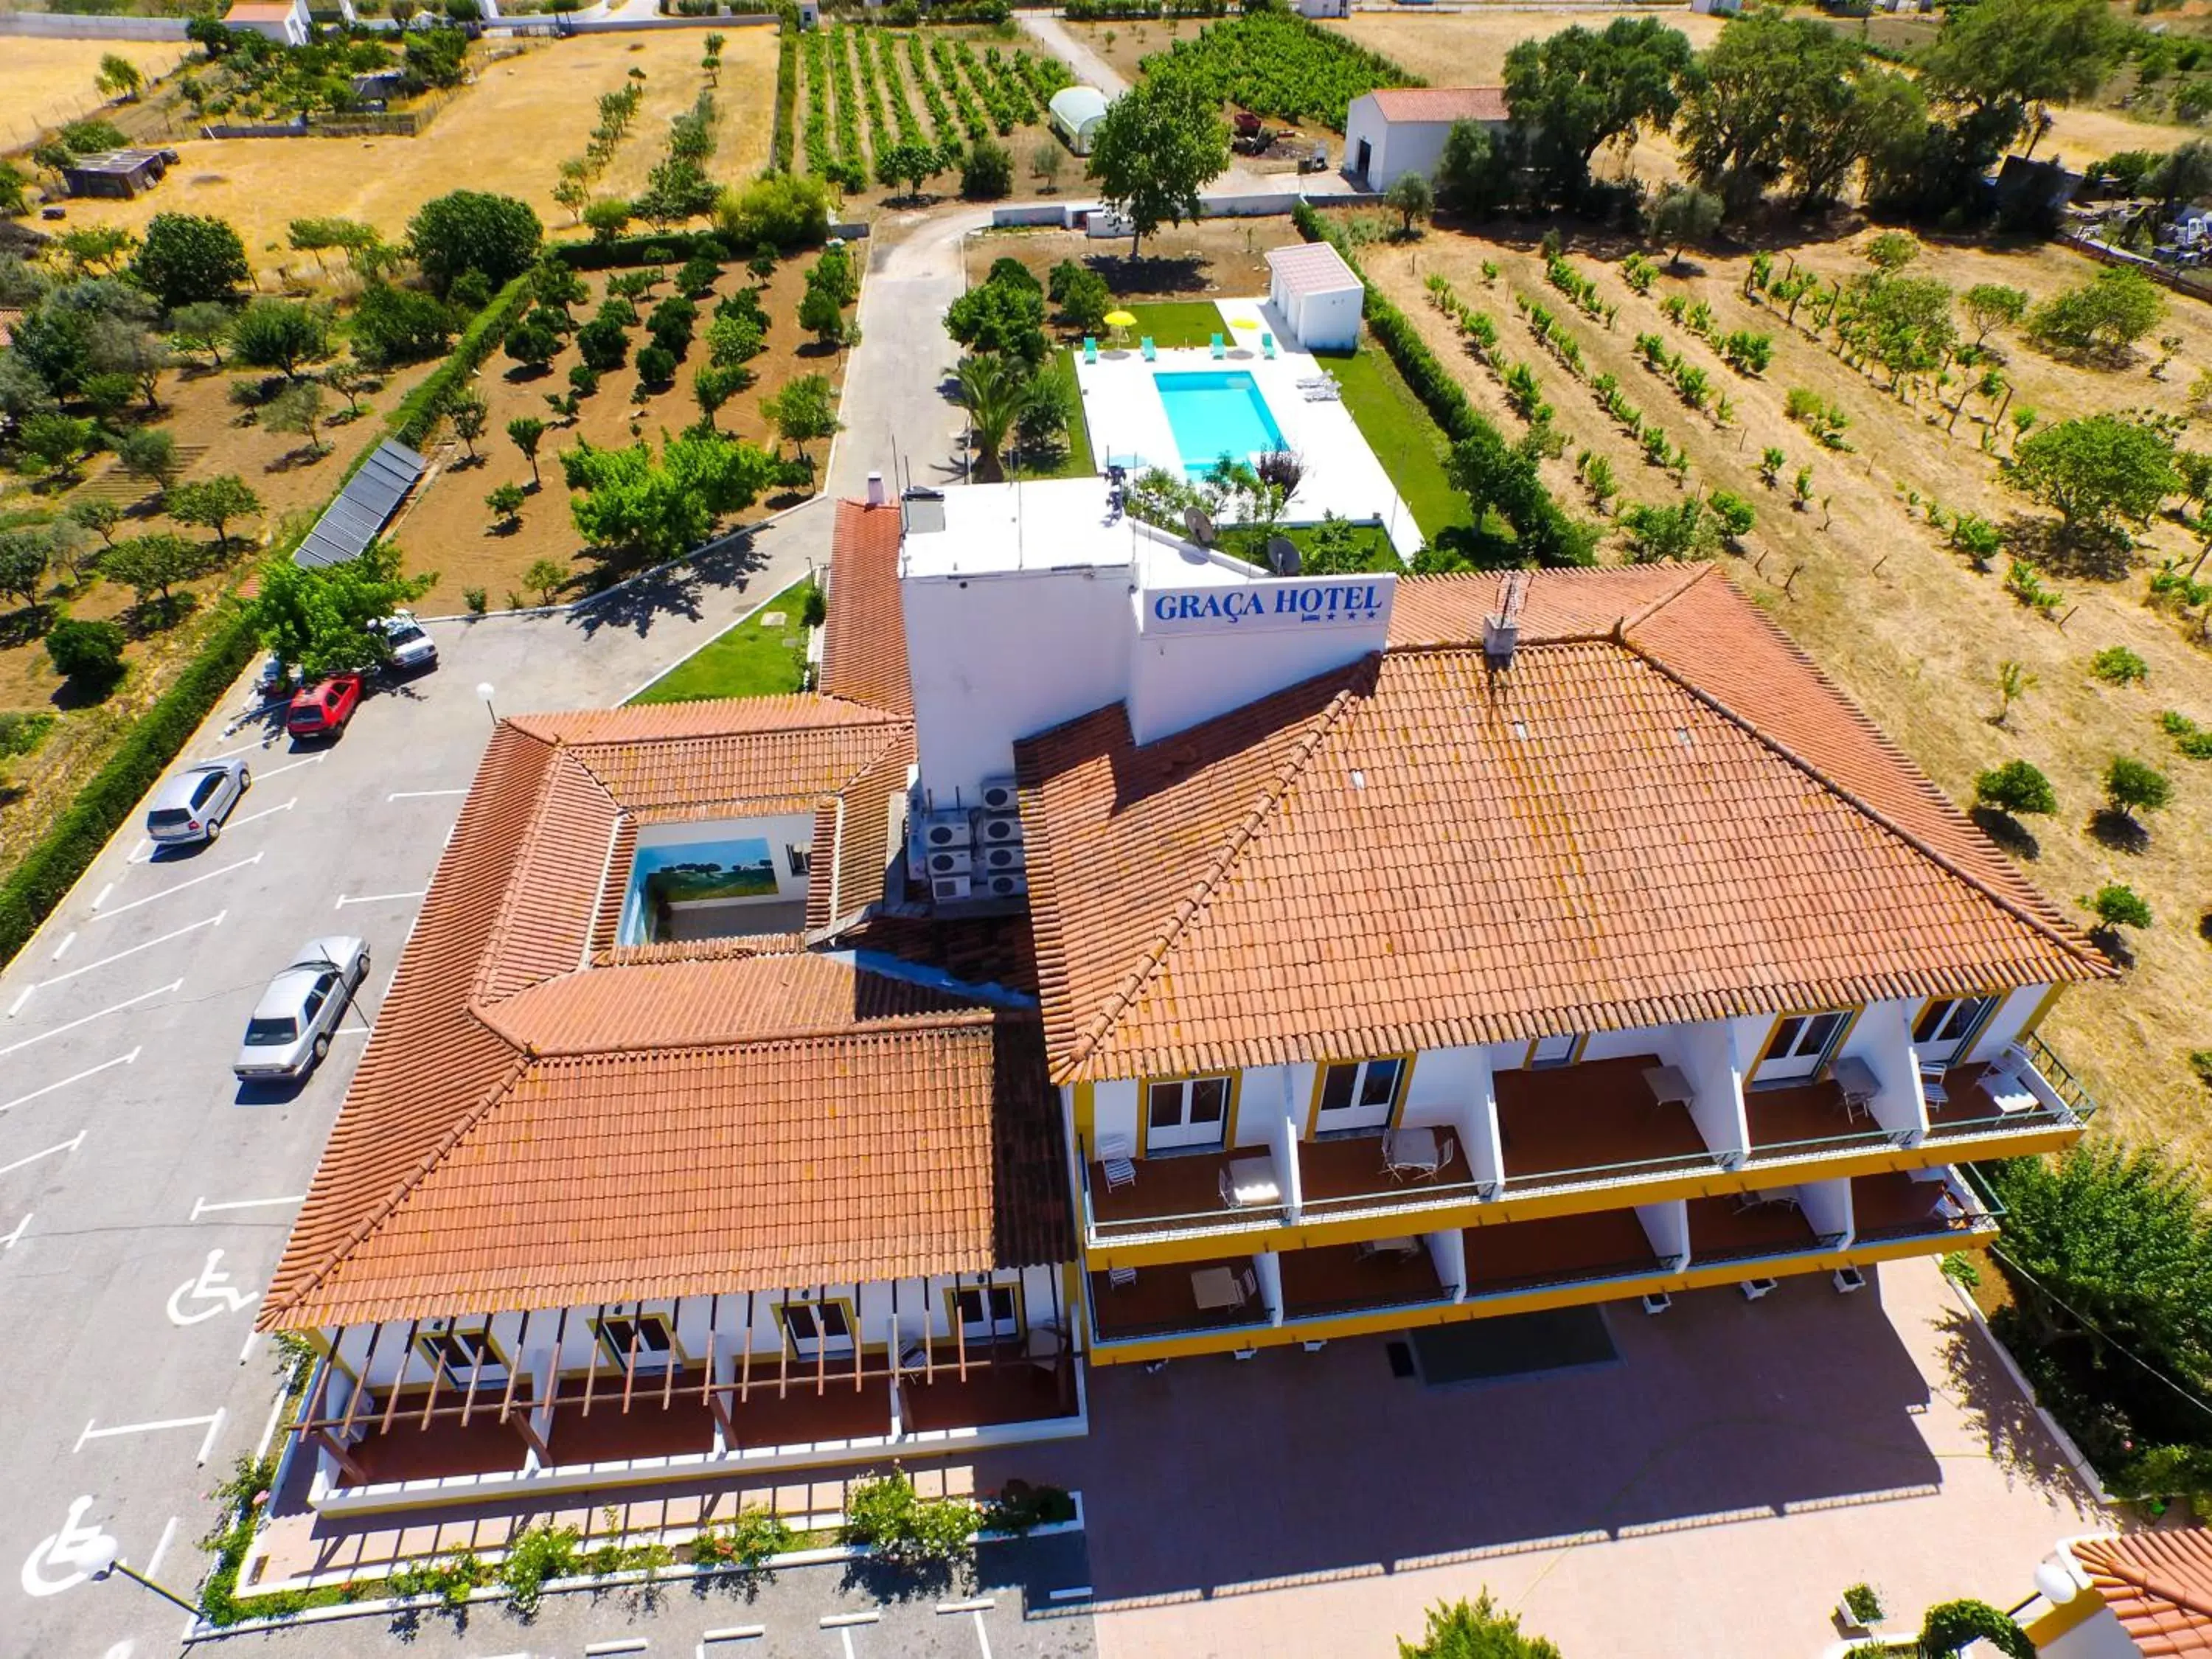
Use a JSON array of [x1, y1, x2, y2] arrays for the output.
[[523, 555, 566, 605], [504, 316, 560, 373], [405, 190, 543, 297], [2087, 882, 2154, 931], [168, 300, 234, 369], [446, 386, 490, 461], [1385, 171, 1434, 237], [114, 425, 181, 494], [229, 298, 330, 380], [1503, 16, 1694, 204], [692, 363, 747, 428], [1963, 282, 2030, 347], [561, 431, 776, 568], [1919, 0, 2127, 156], [876, 139, 941, 201], [244, 540, 435, 678], [507, 416, 547, 485], [2008, 413, 2178, 536], [2028, 267, 2166, 355], [350, 282, 454, 368], [44, 614, 126, 692], [0, 161, 32, 220], [1055, 265, 1111, 334], [1916, 1599, 2037, 1659], [487, 481, 526, 530], [1085, 72, 1231, 258], [65, 495, 124, 552], [797, 282, 848, 349], [2104, 754, 2172, 819], [1975, 758, 2057, 815], [1397, 1593, 1562, 1659], [962, 136, 1016, 201], [714, 172, 831, 250], [165, 474, 261, 557], [128, 213, 248, 309], [263, 379, 329, 459], [1677, 11, 1870, 212], [95, 52, 145, 102], [2146, 139, 2212, 214], [953, 353, 1038, 482], [582, 198, 634, 248], [946, 274, 1048, 366], [1434, 120, 1504, 216], [1032, 139, 1066, 194], [18, 412, 95, 481], [761, 372, 841, 462], [0, 529, 50, 608], [1648, 184, 1722, 268], [100, 531, 198, 615]]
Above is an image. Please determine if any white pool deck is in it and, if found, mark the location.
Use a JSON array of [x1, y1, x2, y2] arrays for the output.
[[1071, 296, 1424, 558]]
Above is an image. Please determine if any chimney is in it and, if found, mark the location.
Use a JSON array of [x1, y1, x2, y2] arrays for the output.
[[901, 485, 946, 535], [866, 470, 886, 507], [1484, 569, 1528, 667]]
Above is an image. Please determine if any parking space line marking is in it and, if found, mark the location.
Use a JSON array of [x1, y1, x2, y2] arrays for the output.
[[92, 882, 114, 910], [335, 889, 427, 909], [4, 987, 28, 1017], [387, 788, 467, 799], [95, 855, 261, 920], [76, 1411, 220, 1453], [841, 1635, 856, 1659], [700, 1627, 766, 1644], [19, 914, 225, 1006], [585, 1642, 650, 1655], [0, 1133, 85, 1179], [1046, 1587, 1093, 1602], [229, 796, 296, 828], [1, 1214, 29, 1250], [145, 1516, 178, 1579], [195, 1407, 227, 1465], [254, 754, 326, 780], [125, 840, 152, 866], [1, 1051, 139, 1115], [938, 1599, 995, 1613], [191, 1194, 305, 1220], [50, 931, 75, 961], [0, 983, 180, 1057], [972, 1609, 995, 1659], [821, 1612, 880, 1628]]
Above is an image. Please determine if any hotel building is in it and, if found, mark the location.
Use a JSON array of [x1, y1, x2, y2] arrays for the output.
[[260, 478, 2109, 1514]]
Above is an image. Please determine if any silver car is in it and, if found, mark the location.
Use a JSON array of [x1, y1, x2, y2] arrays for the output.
[[234, 936, 371, 1082], [146, 757, 250, 847], [370, 611, 437, 675]]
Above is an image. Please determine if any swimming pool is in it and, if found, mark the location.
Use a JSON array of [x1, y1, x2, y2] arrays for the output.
[[1153, 370, 1287, 475]]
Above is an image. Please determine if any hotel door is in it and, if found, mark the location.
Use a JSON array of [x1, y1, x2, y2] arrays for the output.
[[1315, 1058, 1403, 1134], [1913, 995, 1997, 1062], [1147, 1075, 1230, 1152], [1753, 1011, 1846, 1085]]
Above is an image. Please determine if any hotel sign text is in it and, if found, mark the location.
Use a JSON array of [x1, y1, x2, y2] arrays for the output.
[[1141, 574, 1396, 636]]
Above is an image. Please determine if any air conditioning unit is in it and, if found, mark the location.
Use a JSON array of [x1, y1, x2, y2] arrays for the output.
[[932, 874, 973, 902], [979, 843, 1025, 873], [976, 812, 1024, 846], [922, 810, 972, 850], [977, 776, 1019, 814], [926, 848, 973, 877], [982, 872, 1028, 899]]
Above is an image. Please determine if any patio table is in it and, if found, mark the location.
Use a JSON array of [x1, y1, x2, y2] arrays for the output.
[[1191, 1267, 1245, 1311], [1641, 1064, 1695, 1110], [1220, 1156, 1281, 1208]]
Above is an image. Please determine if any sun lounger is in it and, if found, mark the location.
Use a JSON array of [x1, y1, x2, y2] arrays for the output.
[[1262, 333, 1276, 358], [1083, 336, 1097, 364], [1140, 336, 1156, 361], [1211, 333, 1225, 359]]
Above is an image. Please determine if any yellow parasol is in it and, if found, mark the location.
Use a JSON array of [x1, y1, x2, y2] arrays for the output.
[[1229, 316, 1261, 330], [1103, 310, 1138, 327]]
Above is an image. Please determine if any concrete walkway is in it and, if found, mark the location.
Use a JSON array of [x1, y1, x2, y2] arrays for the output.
[[1019, 10, 1130, 97]]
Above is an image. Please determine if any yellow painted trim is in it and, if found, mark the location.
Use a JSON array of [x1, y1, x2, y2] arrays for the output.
[[1135, 1069, 1239, 1158], [414, 1321, 510, 1379], [589, 1312, 684, 1368], [1063, 1261, 1088, 1349], [1822, 1004, 1867, 1074], [1908, 990, 2004, 1058], [773, 1296, 858, 1358], [2014, 984, 2065, 1043], [2022, 1586, 2107, 1646], [1521, 1032, 1587, 1071], [1072, 1081, 1095, 1156], [1304, 1054, 1413, 1140], [942, 1279, 1027, 1341]]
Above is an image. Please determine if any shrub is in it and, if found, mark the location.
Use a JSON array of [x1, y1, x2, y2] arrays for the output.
[[463, 585, 488, 616], [1399, 1593, 1563, 1658], [1707, 490, 1756, 539], [577, 316, 630, 373], [691, 1506, 796, 1569], [498, 1525, 579, 1615], [2104, 754, 2172, 818], [1975, 759, 2057, 816], [715, 172, 831, 251], [44, 615, 127, 692], [2159, 709, 2212, 759], [636, 342, 678, 386], [2087, 883, 2153, 931], [2091, 644, 2149, 685], [1840, 1583, 1884, 1625], [841, 1473, 977, 1565], [979, 1482, 1077, 1535], [961, 136, 1014, 200], [406, 189, 544, 297], [2028, 267, 2166, 355]]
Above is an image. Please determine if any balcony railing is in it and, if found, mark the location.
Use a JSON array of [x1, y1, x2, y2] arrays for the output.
[[1848, 1166, 2000, 1247], [1693, 1229, 1848, 1268], [1921, 1045, 2084, 1142], [1500, 1143, 1733, 1194], [1080, 1148, 1289, 1244], [1086, 1260, 1274, 1344], [1464, 1254, 1674, 1301]]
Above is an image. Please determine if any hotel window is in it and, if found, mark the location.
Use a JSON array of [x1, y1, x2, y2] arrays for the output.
[[597, 1313, 678, 1371], [947, 1284, 1022, 1342], [785, 843, 812, 877], [1754, 1010, 1848, 1085], [1528, 1032, 1582, 1069], [779, 1299, 855, 1357], [1913, 995, 1997, 1061], [1315, 1057, 1405, 1133], [1146, 1074, 1231, 1152], [418, 1326, 503, 1380]]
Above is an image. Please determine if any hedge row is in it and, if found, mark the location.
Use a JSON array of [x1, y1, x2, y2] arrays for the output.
[[0, 609, 261, 969], [549, 227, 732, 272], [389, 273, 532, 451], [772, 29, 799, 173], [1064, 0, 1227, 18], [1291, 201, 1592, 566]]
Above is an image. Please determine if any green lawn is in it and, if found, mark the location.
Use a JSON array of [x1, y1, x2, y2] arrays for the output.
[[1018, 349, 1097, 481], [1313, 338, 1476, 546], [1122, 301, 1228, 349], [629, 577, 815, 705]]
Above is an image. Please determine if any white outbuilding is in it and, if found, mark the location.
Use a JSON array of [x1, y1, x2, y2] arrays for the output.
[[1342, 86, 1510, 192], [1048, 86, 1112, 156], [1265, 240, 1364, 352]]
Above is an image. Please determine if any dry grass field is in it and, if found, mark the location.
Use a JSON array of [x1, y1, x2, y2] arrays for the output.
[[46, 29, 779, 282], [0, 38, 192, 150], [1345, 214, 2212, 1163]]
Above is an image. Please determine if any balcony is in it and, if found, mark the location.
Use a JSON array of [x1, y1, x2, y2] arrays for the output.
[[1742, 1077, 1902, 1164], [1921, 1039, 2085, 1142], [1084, 1144, 1288, 1244], [1088, 1255, 1273, 1344], [1686, 1193, 1844, 1268], [1849, 1169, 1994, 1248], [1463, 1207, 1672, 1300], [1495, 1056, 1727, 1193], [1278, 1239, 1450, 1320], [1297, 1130, 1484, 1221]]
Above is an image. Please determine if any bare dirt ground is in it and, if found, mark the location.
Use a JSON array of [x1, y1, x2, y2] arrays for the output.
[[0, 38, 191, 150], [394, 253, 844, 613], [964, 219, 1276, 298], [1349, 213, 2212, 1164], [48, 29, 778, 285]]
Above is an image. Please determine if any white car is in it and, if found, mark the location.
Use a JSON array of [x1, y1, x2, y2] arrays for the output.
[[145, 757, 250, 847], [234, 936, 371, 1082], [370, 611, 438, 675]]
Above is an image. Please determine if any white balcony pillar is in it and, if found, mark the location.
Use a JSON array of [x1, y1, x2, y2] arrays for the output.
[[1253, 1251, 1284, 1326], [1676, 1020, 1750, 1168], [1796, 1178, 1854, 1248], [1635, 1198, 1690, 1270], [1425, 1228, 1467, 1301], [1273, 1106, 1304, 1222]]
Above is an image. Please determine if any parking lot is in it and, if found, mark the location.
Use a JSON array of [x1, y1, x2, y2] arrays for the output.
[[1, 510, 827, 1659]]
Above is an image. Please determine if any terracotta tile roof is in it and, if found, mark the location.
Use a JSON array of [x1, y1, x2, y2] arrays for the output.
[[1015, 567, 2110, 1084], [264, 692, 1062, 1332], [1364, 86, 1510, 125], [2075, 1531, 2212, 1654], [821, 499, 911, 715]]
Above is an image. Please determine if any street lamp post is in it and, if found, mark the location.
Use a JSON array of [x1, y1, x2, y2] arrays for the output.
[[77, 1537, 202, 1618], [476, 681, 497, 723]]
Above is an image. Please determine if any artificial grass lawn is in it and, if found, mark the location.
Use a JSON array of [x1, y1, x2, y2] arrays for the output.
[[1313, 338, 1476, 546], [1122, 301, 1230, 349], [1020, 349, 1098, 481], [630, 577, 815, 705]]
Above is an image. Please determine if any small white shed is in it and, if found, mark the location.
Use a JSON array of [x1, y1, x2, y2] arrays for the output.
[[1265, 241, 1363, 352], [1048, 86, 1111, 156], [1342, 86, 1510, 192]]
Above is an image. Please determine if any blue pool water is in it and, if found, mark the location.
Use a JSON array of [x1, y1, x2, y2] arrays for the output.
[[1154, 370, 1287, 475]]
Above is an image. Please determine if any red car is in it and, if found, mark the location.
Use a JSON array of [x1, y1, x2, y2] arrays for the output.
[[285, 672, 363, 740]]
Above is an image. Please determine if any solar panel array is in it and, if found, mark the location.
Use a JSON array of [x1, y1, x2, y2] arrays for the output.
[[293, 439, 425, 568]]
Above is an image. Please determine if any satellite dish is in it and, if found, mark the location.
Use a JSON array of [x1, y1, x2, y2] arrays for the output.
[[1267, 536, 1301, 577], [1183, 507, 1217, 547]]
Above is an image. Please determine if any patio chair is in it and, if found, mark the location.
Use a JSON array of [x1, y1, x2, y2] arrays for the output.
[[1237, 1267, 1257, 1306], [896, 1329, 931, 1375], [1083, 335, 1098, 364], [1140, 337, 1156, 362], [1262, 333, 1276, 359], [1210, 333, 1226, 359], [1097, 1133, 1137, 1192], [1107, 1265, 1138, 1288], [1916, 1060, 1950, 1108]]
